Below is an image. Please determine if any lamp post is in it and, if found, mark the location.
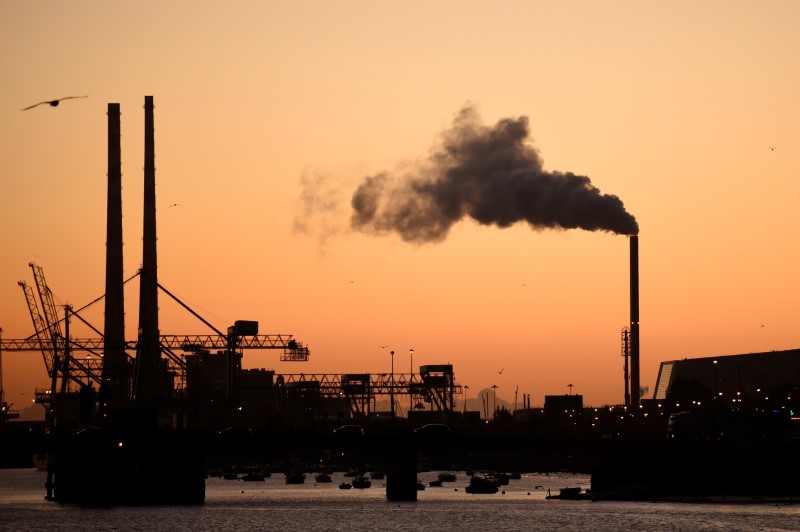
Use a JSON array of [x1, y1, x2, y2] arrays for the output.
[[463, 385, 469, 414], [409, 348, 414, 415], [390, 350, 395, 420], [491, 384, 498, 417], [713, 360, 718, 397]]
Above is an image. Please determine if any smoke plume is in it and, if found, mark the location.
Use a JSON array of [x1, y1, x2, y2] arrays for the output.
[[351, 105, 638, 243]]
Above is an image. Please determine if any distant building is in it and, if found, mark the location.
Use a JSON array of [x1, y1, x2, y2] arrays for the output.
[[544, 394, 583, 416], [184, 350, 352, 428], [652, 348, 800, 411]]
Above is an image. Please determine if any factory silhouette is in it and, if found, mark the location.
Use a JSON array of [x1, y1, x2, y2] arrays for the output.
[[1, 97, 798, 504]]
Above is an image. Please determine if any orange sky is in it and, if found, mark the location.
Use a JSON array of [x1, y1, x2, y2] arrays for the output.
[[2, 2, 799, 413]]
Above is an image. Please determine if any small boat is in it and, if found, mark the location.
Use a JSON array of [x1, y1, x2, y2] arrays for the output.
[[315, 473, 332, 483], [509, 472, 522, 480], [428, 480, 443, 487], [546, 487, 592, 500], [493, 472, 510, 485], [339, 482, 352, 490], [465, 474, 499, 494], [352, 476, 371, 489], [241, 472, 266, 482], [437, 472, 457, 482], [285, 471, 306, 484], [370, 470, 385, 480], [416, 481, 426, 491]]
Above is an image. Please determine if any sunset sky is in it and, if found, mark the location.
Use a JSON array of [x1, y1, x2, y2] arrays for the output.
[[2, 2, 798, 413]]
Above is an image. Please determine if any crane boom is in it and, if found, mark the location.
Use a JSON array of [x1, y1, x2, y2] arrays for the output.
[[18, 281, 57, 376], [29, 263, 64, 346], [1, 334, 308, 356]]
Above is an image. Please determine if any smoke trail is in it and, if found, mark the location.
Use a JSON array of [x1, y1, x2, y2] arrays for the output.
[[351, 104, 638, 243], [294, 169, 347, 254]]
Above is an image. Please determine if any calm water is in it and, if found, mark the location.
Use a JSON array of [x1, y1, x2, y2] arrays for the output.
[[1, 469, 798, 531]]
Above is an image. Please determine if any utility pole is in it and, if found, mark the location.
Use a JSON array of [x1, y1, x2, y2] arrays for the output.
[[390, 351, 395, 421], [409, 348, 414, 415]]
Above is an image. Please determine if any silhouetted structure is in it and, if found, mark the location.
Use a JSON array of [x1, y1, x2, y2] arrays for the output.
[[544, 394, 583, 415], [133, 96, 172, 412], [630, 234, 640, 405], [653, 348, 800, 409], [102, 103, 129, 412]]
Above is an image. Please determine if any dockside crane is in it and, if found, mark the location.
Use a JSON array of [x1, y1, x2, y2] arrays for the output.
[[0, 328, 20, 423], [3, 265, 311, 421], [17, 265, 106, 403]]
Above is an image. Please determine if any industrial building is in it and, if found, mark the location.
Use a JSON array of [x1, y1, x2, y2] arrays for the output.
[[653, 348, 800, 413]]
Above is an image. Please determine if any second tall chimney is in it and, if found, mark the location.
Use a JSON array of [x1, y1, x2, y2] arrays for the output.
[[133, 95, 161, 408]]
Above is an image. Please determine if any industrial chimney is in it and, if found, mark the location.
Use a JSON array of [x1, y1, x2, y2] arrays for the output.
[[102, 103, 128, 409], [133, 96, 162, 409], [629, 234, 640, 405]]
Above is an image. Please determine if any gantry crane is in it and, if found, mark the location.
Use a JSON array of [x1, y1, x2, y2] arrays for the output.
[[2, 265, 310, 415], [0, 327, 20, 423]]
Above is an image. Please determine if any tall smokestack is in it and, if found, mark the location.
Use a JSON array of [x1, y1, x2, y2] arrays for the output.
[[102, 103, 128, 409], [133, 96, 161, 408], [630, 234, 640, 405]]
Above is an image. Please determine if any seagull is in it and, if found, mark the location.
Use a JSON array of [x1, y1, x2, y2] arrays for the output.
[[498, 367, 505, 375], [21, 95, 89, 111], [768, 145, 776, 151], [169, 203, 182, 208]]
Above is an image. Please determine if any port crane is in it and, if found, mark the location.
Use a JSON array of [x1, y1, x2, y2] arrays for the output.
[[0, 328, 20, 423], [1, 264, 310, 411], [277, 364, 462, 418]]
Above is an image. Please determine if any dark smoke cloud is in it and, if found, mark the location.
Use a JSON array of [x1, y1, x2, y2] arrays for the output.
[[351, 105, 639, 243]]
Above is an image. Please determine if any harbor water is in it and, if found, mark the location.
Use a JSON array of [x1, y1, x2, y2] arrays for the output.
[[1, 468, 798, 531]]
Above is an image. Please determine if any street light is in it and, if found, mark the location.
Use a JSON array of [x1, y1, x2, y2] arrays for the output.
[[463, 385, 469, 414], [491, 384, 498, 416], [409, 348, 414, 415], [713, 360, 718, 397], [390, 350, 395, 420]]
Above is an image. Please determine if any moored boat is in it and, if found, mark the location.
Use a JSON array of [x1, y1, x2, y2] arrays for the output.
[[285, 471, 306, 484], [546, 487, 592, 500], [352, 475, 371, 489], [465, 473, 499, 494]]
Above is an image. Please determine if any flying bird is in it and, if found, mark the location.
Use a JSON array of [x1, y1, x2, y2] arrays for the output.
[[21, 95, 88, 111], [498, 367, 505, 375], [169, 203, 182, 208], [768, 145, 776, 151]]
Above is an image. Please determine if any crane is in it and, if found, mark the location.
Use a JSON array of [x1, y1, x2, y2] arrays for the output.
[[3, 265, 310, 413], [0, 327, 20, 423]]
